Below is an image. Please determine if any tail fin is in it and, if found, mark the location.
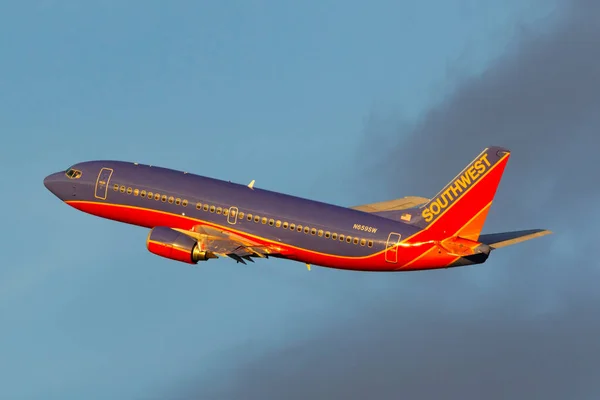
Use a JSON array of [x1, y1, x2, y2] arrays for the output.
[[416, 146, 511, 240]]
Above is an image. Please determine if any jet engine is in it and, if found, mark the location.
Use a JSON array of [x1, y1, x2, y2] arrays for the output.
[[146, 226, 216, 264]]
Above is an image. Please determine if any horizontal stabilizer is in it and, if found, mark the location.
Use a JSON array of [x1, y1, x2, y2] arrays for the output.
[[478, 229, 552, 249]]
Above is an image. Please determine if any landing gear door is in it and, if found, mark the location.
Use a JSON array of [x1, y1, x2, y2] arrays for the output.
[[95, 168, 113, 200], [385, 232, 402, 263]]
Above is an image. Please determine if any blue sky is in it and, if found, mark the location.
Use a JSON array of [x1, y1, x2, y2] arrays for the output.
[[1, 1, 560, 398]]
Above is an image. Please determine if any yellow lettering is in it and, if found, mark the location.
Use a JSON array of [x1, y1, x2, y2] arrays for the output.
[[429, 201, 441, 215], [474, 160, 485, 174], [480, 153, 491, 167], [457, 173, 471, 189], [468, 167, 478, 181], [443, 187, 455, 202], [437, 195, 448, 209], [422, 151, 495, 224], [449, 181, 462, 197], [422, 208, 433, 222]]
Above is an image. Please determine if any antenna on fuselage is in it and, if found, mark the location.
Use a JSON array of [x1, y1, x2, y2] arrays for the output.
[[247, 180, 255, 190]]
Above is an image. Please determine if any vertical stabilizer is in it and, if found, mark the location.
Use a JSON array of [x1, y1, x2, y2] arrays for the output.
[[415, 146, 511, 240]]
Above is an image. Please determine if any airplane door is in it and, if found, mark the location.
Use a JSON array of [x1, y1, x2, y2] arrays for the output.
[[227, 206, 238, 224], [94, 168, 113, 200], [385, 232, 402, 263]]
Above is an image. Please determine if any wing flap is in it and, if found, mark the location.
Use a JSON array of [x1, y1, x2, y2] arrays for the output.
[[478, 229, 552, 249], [174, 225, 282, 261]]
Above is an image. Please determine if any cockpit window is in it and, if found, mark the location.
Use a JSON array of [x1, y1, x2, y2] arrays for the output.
[[65, 168, 82, 179]]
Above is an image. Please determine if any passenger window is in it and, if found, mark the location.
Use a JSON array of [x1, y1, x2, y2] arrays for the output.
[[368, 240, 373, 248], [297, 225, 302, 232], [254, 216, 260, 223], [182, 200, 188, 207], [113, 184, 119, 191], [176, 198, 181, 205], [351, 237, 356, 244], [161, 195, 167, 202], [196, 202, 201, 209], [203, 204, 208, 211], [304, 227, 309, 234], [134, 189, 139, 196], [332, 233, 337, 240], [238, 212, 244, 219], [317, 229, 323, 237], [247, 214, 253, 221], [141, 190, 147, 198], [269, 219, 274, 226], [276, 220, 281, 228], [148, 192, 154, 199], [127, 187, 132, 195], [223, 208, 229, 216], [339, 235, 345, 241], [325, 231, 330, 238], [360, 239, 366, 246], [120, 186, 126, 193], [210, 205, 215, 213], [282, 222, 288, 229], [154, 193, 160, 201], [216, 207, 222, 214], [290, 223, 296, 230], [311, 228, 316, 235], [262, 217, 267, 224]]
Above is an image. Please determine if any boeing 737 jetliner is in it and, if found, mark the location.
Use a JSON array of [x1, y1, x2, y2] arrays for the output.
[[44, 146, 551, 271]]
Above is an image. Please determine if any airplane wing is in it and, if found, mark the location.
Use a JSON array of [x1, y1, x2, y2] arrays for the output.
[[478, 229, 553, 249], [175, 225, 283, 264], [350, 196, 430, 213]]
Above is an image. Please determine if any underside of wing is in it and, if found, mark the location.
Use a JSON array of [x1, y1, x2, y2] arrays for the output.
[[175, 225, 282, 264], [350, 196, 430, 213]]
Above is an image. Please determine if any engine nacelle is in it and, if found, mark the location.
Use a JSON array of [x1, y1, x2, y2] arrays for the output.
[[146, 227, 216, 264]]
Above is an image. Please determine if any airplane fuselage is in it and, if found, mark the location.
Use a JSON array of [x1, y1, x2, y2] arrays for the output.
[[45, 147, 548, 271], [45, 161, 441, 271]]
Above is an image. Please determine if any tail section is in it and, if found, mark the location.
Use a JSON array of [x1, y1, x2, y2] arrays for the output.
[[416, 146, 511, 240], [396, 146, 552, 268]]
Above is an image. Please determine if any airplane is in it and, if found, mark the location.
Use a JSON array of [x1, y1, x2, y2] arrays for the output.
[[43, 146, 551, 272]]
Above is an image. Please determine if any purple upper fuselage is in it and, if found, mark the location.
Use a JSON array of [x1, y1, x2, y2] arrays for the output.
[[44, 160, 422, 257]]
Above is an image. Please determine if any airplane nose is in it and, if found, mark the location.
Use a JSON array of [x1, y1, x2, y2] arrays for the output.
[[43, 175, 51, 190], [44, 172, 66, 199]]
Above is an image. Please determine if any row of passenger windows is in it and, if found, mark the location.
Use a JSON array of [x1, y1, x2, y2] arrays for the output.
[[230, 209, 374, 247], [114, 184, 190, 206], [114, 184, 374, 248]]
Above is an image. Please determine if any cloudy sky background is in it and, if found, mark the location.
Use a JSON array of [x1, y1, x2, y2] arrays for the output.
[[1, 0, 597, 399]]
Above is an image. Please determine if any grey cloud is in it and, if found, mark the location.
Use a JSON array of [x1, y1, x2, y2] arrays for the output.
[[177, 0, 600, 398]]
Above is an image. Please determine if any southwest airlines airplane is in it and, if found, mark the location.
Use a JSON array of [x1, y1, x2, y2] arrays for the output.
[[44, 146, 551, 271]]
